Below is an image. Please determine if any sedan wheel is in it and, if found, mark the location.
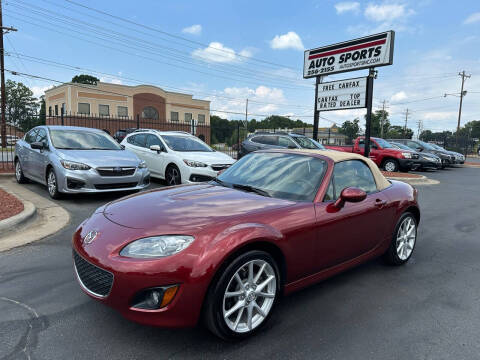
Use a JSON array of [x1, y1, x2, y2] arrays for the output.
[[47, 169, 61, 199], [384, 212, 417, 265], [383, 159, 399, 172], [166, 165, 181, 186], [15, 160, 27, 183], [204, 250, 280, 339]]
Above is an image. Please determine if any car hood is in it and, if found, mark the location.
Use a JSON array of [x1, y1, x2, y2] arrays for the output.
[[172, 151, 235, 165], [55, 149, 141, 167], [101, 184, 295, 231], [418, 152, 439, 159]]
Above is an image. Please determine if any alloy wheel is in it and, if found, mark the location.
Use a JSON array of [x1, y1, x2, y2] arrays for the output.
[[384, 161, 396, 172], [222, 259, 276, 333], [48, 171, 57, 196], [167, 167, 180, 185], [395, 216, 416, 260], [15, 161, 22, 181]]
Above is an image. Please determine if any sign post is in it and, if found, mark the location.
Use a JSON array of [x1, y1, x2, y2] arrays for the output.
[[304, 31, 394, 157]]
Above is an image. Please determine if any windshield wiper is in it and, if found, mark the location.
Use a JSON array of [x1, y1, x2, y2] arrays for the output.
[[232, 183, 271, 197], [211, 178, 227, 187]]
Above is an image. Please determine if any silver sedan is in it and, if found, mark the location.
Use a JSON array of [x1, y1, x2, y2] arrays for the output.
[[14, 126, 150, 199]]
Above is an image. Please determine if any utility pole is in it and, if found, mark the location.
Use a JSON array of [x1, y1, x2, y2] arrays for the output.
[[380, 100, 387, 138], [312, 76, 323, 141], [417, 119, 423, 140], [403, 108, 410, 138], [0, 0, 17, 148], [456, 70, 471, 145]]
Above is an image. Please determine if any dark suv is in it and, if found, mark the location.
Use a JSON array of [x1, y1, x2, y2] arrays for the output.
[[389, 139, 454, 168], [113, 128, 138, 143], [239, 132, 325, 158]]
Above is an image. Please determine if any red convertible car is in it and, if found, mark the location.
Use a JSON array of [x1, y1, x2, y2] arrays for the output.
[[72, 149, 420, 339]]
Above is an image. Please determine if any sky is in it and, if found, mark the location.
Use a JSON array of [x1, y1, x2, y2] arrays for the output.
[[3, 0, 480, 134]]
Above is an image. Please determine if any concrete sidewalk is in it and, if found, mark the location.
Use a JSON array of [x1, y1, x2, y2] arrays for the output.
[[0, 176, 70, 252]]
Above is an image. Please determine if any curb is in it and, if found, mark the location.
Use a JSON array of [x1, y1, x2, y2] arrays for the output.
[[0, 199, 36, 233], [0, 173, 14, 177], [0, 178, 70, 252]]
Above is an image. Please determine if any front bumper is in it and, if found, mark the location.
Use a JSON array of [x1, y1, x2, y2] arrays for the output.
[[398, 158, 414, 171], [57, 167, 150, 193], [414, 158, 442, 170], [72, 218, 210, 328], [181, 164, 231, 184]]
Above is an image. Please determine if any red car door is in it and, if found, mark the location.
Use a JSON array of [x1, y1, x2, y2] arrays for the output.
[[313, 159, 392, 271]]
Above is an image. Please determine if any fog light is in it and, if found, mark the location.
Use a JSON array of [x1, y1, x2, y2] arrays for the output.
[[131, 285, 179, 310]]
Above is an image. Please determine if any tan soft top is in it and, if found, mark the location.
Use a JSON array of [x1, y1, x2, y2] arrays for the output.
[[293, 149, 391, 191]]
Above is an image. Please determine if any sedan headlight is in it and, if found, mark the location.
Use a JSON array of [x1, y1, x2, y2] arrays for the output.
[[138, 160, 147, 168], [401, 152, 412, 159], [120, 235, 195, 258], [423, 156, 436, 162], [60, 160, 91, 170], [183, 159, 207, 167]]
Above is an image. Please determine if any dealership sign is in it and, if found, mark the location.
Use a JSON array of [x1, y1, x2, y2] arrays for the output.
[[317, 77, 367, 111], [304, 31, 394, 78]]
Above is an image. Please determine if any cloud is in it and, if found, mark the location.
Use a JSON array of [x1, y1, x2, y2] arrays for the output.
[[463, 12, 480, 25], [270, 32, 304, 51], [31, 85, 52, 98], [182, 24, 202, 35], [335, 2, 360, 14], [192, 42, 252, 63], [209, 86, 285, 119], [391, 91, 407, 102], [364, 3, 414, 22], [100, 76, 123, 85], [421, 111, 457, 120]]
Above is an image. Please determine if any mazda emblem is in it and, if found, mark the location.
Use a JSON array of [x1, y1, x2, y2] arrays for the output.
[[83, 230, 98, 244]]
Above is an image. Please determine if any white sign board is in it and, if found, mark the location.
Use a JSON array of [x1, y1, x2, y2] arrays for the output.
[[317, 77, 367, 111], [304, 31, 394, 78]]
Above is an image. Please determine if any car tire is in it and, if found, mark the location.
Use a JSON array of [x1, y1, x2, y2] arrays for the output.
[[383, 159, 399, 172], [165, 164, 181, 186], [47, 168, 61, 199], [15, 159, 27, 184], [384, 212, 417, 266], [203, 250, 281, 340]]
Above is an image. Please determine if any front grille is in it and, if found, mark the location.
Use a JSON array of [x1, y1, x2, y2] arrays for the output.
[[97, 167, 136, 177], [211, 164, 231, 172], [73, 251, 113, 297], [94, 182, 138, 190], [189, 174, 214, 182]]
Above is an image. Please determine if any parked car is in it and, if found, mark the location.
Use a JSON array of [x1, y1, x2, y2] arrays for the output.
[[73, 149, 420, 339], [389, 142, 442, 170], [389, 139, 454, 168], [325, 136, 417, 172], [113, 128, 140, 143], [239, 132, 325, 158], [14, 126, 150, 199], [122, 130, 235, 185], [428, 143, 465, 164]]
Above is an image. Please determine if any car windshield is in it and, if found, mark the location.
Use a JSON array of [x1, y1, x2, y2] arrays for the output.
[[292, 136, 325, 150], [418, 140, 436, 151], [392, 143, 412, 151], [161, 135, 213, 152], [50, 129, 121, 150], [374, 138, 393, 148], [216, 152, 327, 201]]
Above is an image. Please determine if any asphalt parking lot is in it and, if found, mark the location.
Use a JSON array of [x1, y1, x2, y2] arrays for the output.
[[1, 166, 480, 359]]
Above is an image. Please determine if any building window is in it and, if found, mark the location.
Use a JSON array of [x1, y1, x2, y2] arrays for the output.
[[99, 104, 110, 116], [198, 114, 205, 124], [61, 103, 66, 114], [48, 106, 52, 116], [54, 105, 58, 115], [142, 106, 158, 120], [185, 113, 192, 123], [117, 106, 128, 117], [171, 111, 179, 122], [78, 103, 90, 115]]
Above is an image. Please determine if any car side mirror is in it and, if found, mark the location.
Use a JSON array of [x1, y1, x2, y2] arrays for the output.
[[416, 147, 423, 152], [31, 141, 45, 150], [150, 144, 161, 153], [287, 144, 297, 149], [333, 187, 367, 209]]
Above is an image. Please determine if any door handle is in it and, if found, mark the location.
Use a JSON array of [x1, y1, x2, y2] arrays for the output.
[[375, 199, 387, 207]]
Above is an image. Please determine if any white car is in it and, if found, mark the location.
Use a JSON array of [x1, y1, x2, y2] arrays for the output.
[[122, 130, 235, 185]]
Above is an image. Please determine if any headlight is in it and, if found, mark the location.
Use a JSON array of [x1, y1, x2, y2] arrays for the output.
[[120, 235, 195, 258], [183, 159, 207, 167], [424, 156, 435, 162], [60, 160, 91, 170], [401, 152, 412, 159], [138, 160, 147, 168]]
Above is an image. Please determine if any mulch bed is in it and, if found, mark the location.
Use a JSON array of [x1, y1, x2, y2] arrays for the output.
[[0, 188, 24, 221], [464, 162, 480, 166], [381, 171, 424, 179]]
